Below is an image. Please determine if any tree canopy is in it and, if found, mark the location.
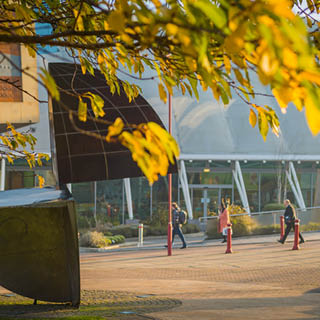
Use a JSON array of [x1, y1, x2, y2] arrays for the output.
[[0, 0, 320, 183]]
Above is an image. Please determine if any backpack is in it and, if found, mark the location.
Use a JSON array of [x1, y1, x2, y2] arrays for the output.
[[179, 210, 188, 224]]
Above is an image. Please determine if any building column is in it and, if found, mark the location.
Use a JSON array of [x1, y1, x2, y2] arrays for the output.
[[124, 178, 133, 220], [178, 160, 193, 219], [286, 162, 306, 211], [232, 161, 250, 214], [0, 158, 5, 191]]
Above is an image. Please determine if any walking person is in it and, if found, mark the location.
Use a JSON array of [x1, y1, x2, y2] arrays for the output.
[[278, 199, 305, 244], [170, 202, 187, 249], [218, 201, 230, 243]]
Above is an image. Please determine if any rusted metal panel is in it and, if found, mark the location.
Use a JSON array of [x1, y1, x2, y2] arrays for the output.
[[0, 188, 80, 306]]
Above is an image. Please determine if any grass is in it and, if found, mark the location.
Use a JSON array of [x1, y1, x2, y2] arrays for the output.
[[0, 290, 181, 319]]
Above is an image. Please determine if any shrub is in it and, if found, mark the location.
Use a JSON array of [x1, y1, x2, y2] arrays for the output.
[[96, 223, 113, 236], [301, 222, 320, 232], [110, 226, 138, 238], [206, 213, 257, 239], [205, 219, 220, 239], [182, 223, 200, 234], [143, 206, 168, 227], [106, 234, 125, 244], [145, 225, 167, 236], [80, 231, 108, 248], [262, 203, 285, 211], [230, 215, 257, 236], [77, 215, 91, 229], [251, 225, 281, 235]]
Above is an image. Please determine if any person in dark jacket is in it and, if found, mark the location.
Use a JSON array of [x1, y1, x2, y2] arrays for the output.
[[278, 199, 304, 244], [171, 202, 187, 249]]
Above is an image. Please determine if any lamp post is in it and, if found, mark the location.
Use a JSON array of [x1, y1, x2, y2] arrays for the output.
[[167, 94, 172, 256]]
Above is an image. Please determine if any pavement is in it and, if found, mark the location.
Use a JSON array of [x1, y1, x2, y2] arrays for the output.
[[79, 231, 320, 319], [1, 231, 320, 319]]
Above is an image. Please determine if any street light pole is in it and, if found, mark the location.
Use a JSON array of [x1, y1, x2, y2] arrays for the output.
[[167, 94, 173, 256]]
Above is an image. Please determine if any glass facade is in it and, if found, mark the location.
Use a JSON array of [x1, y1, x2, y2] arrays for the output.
[[2, 159, 320, 224]]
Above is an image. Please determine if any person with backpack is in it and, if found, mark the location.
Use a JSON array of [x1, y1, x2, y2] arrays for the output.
[[171, 202, 187, 249], [278, 199, 305, 244]]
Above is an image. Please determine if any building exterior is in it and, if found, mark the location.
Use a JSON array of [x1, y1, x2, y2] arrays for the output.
[[1, 48, 320, 225]]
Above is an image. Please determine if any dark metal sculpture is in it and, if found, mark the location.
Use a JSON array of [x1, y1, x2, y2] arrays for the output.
[[0, 188, 80, 306], [48, 62, 177, 185]]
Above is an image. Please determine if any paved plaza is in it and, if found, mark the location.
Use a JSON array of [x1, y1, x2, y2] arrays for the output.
[[1, 232, 319, 319], [80, 232, 320, 320]]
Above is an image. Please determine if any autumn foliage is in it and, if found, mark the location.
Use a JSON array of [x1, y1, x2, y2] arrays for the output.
[[0, 0, 320, 183]]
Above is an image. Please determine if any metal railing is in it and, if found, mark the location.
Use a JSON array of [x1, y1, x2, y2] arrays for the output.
[[199, 206, 320, 223]]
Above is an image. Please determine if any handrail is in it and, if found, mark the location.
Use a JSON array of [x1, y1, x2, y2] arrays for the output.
[[198, 206, 320, 222]]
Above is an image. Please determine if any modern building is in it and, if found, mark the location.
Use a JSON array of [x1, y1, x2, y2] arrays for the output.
[[1, 47, 320, 225]]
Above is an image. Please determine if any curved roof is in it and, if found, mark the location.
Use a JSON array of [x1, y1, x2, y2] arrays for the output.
[[31, 51, 320, 162], [131, 71, 320, 161]]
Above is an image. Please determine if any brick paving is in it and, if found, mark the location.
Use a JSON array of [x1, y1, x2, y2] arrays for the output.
[[1, 234, 319, 319], [80, 239, 320, 319]]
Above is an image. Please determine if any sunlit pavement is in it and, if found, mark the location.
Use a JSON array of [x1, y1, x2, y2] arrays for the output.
[[1, 232, 319, 319], [80, 232, 320, 320]]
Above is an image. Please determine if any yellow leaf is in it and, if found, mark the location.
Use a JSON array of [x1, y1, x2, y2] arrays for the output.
[[249, 109, 257, 128], [305, 96, 320, 135], [108, 11, 125, 33], [223, 55, 231, 75], [258, 110, 269, 141], [166, 23, 178, 35], [272, 87, 292, 109], [6, 155, 13, 164], [300, 71, 320, 86], [158, 83, 167, 103], [37, 175, 45, 188], [78, 98, 87, 122], [259, 51, 278, 77], [283, 48, 298, 69], [106, 117, 124, 142]]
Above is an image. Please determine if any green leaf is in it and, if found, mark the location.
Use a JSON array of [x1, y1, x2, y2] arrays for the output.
[[188, 77, 199, 100], [82, 92, 105, 118], [258, 110, 269, 141], [193, 0, 227, 28], [39, 68, 60, 100]]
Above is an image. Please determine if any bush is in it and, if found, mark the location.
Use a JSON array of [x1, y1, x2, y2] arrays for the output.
[[206, 214, 257, 239], [230, 215, 257, 236], [182, 223, 200, 234], [205, 219, 220, 239], [79, 231, 126, 248], [110, 226, 138, 238], [262, 203, 285, 211], [145, 225, 167, 236], [106, 234, 126, 244], [143, 206, 168, 227], [96, 223, 113, 236], [301, 222, 320, 232], [80, 231, 108, 248], [251, 225, 281, 235], [77, 215, 91, 229]]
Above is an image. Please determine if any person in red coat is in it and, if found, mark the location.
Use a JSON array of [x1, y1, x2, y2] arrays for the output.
[[218, 202, 230, 243]]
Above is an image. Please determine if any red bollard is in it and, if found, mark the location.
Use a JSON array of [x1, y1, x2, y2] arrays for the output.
[[225, 223, 232, 254], [292, 219, 300, 250], [280, 216, 285, 240]]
